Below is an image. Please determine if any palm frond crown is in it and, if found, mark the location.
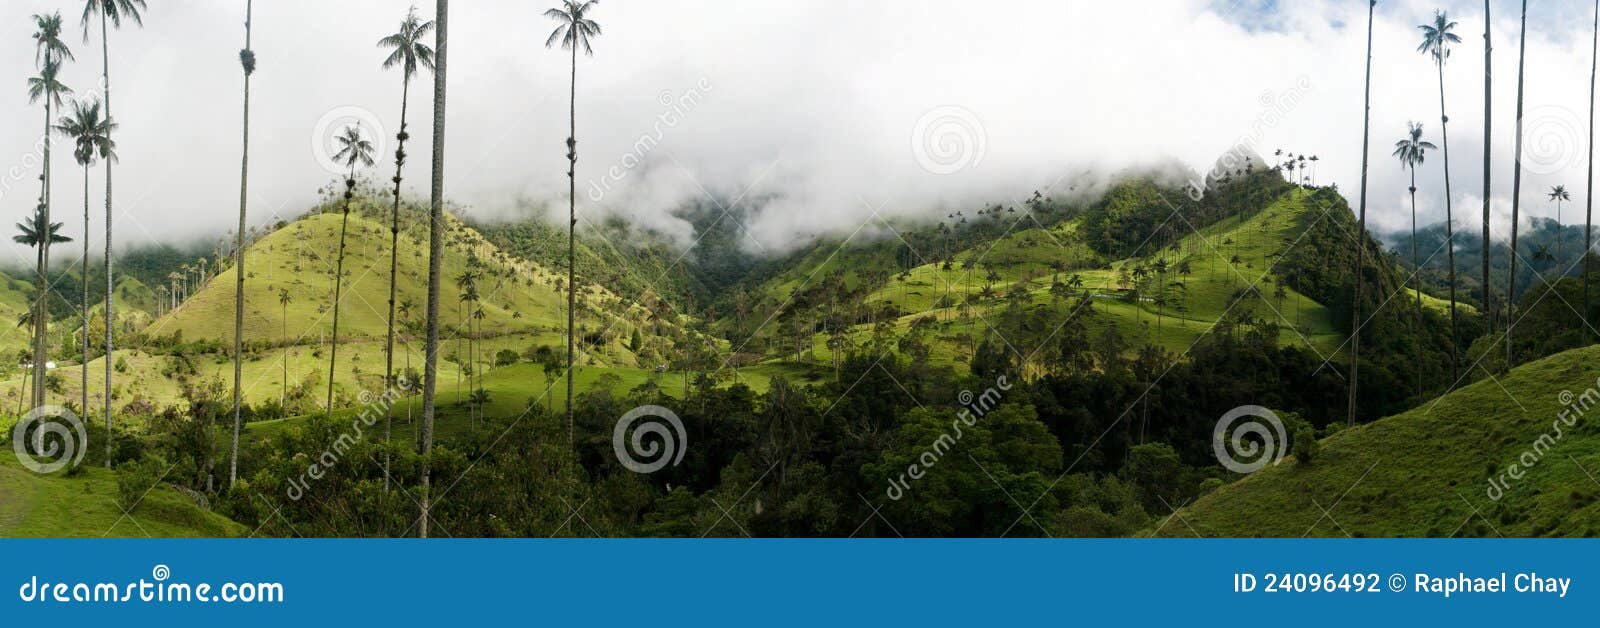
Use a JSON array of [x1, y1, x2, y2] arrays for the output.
[[545, 0, 601, 55], [379, 5, 437, 79]]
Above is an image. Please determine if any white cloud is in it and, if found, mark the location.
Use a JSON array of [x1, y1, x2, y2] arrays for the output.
[[0, 0, 1596, 262]]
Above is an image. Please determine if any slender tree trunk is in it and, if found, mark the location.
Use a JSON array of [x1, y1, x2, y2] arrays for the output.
[[419, 0, 447, 539], [282, 301, 287, 409], [565, 43, 578, 455], [1437, 62, 1459, 385], [1410, 167, 1421, 402], [1348, 0, 1375, 426], [325, 171, 356, 420], [1482, 0, 1493, 336], [81, 166, 89, 425], [101, 10, 116, 469], [1587, 0, 1599, 339], [384, 75, 412, 491], [230, 0, 253, 487], [1507, 0, 1529, 370], [34, 101, 52, 413]]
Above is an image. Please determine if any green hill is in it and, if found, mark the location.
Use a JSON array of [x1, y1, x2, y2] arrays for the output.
[[1158, 344, 1600, 537], [737, 184, 1350, 376], [0, 457, 245, 537]]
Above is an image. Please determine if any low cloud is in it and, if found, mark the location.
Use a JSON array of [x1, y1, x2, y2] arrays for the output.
[[0, 0, 1595, 262]]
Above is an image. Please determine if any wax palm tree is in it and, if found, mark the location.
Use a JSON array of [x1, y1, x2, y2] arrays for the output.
[[55, 97, 114, 448], [1394, 121, 1434, 402], [546, 0, 601, 455], [378, 3, 436, 490], [1419, 10, 1462, 383], [230, 0, 255, 488], [27, 59, 71, 414], [83, 0, 146, 476], [1482, 0, 1495, 337], [1507, 0, 1529, 369], [15, 207, 72, 410], [1587, 0, 1599, 339], [1349, 0, 1377, 426], [419, 0, 447, 539], [279, 288, 290, 408], [455, 270, 477, 424], [324, 125, 376, 420], [1550, 185, 1571, 265]]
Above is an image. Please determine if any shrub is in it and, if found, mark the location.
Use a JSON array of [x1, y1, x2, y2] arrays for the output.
[[117, 455, 168, 513]]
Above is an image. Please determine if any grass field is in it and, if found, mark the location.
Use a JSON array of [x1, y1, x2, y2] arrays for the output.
[[0, 456, 245, 537], [1157, 344, 1600, 537]]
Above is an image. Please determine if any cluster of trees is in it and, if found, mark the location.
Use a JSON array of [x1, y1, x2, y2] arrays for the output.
[[14, 0, 143, 465], [200, 297, 1335, 537], [1348, 2, 1600, 425]]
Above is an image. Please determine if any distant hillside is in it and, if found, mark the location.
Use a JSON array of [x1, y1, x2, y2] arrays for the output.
[[1160, 344, 1600, 537], [153, 203, 682, 354]]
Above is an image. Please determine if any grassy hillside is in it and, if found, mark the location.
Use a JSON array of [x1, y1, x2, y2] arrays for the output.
[[750, 186, 1347, 375], [0, 457, 245, 537], [154, 209, 572, 343], [1159, 344, 1600, 537]]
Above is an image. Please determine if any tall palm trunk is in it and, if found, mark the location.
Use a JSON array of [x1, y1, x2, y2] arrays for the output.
[[1436, 60, 1459, 384], [33, 102, 53, 413], [99, 4, 116, 469], [419, 0, 447, 539], [1348, 0, 1376, 426], [1482, 0, 1493, 336], [1587, 0, 1599, 339], [325, 172, 356, 420], [384, 73, 413, 490], [81, 164, 89, 425], [281, 300, 287, 408], [1506, 0, 1529, 370], [565, 42, 578, 454], [230, 0, 253, 487], [1410, 167, 1421, 402]]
